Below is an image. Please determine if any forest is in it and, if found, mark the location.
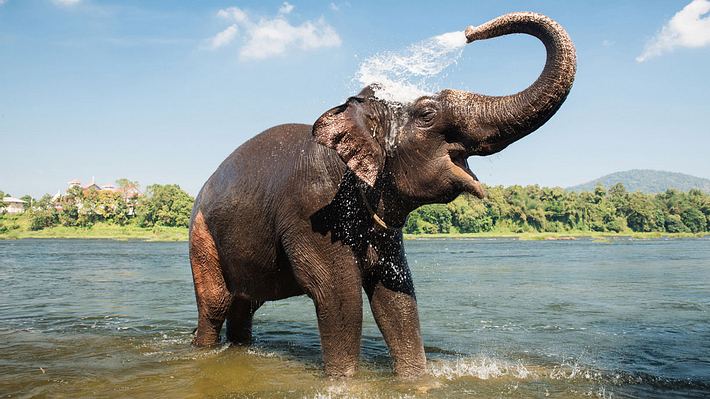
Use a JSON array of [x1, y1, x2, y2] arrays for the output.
[[404, 183, 710, 234], [0, 183, 193, 234], [2, 182, 709, 236]]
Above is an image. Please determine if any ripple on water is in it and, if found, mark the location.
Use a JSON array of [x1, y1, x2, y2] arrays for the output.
[[1, 239, 709, 398]]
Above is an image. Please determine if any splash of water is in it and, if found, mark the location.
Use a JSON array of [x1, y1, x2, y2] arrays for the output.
[[429, 356, 533, 380], [355, 31, 467, 103]]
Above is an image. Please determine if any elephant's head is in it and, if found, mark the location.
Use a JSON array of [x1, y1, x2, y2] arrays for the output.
[[313, 12, 576, 218]]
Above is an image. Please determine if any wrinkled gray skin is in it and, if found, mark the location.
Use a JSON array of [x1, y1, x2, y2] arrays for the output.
[[189, 12, 576, 378]]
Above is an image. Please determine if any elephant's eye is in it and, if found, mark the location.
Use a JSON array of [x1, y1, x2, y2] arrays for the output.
[[417, 108, 437, 126]]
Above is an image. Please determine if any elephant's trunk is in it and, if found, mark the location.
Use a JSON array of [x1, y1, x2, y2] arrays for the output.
[[441, 12, 576, 156]]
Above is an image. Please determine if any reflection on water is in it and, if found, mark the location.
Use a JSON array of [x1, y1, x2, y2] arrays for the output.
[[1, 238, 709, 398]]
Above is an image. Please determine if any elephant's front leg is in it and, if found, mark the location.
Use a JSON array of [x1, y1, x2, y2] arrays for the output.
[[289, 242, 364, 377], [313, 281, 363, 377], [365, 236, 426, 378], [366, 280, 426, 377]]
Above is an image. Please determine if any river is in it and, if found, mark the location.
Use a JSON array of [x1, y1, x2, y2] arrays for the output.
[[1, 238, 708, 398]]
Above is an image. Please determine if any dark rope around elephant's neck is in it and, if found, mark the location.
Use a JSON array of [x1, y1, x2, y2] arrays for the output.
[[358, 186, 389, 230]]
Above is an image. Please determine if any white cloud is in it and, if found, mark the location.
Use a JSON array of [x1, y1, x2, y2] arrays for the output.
[[329, 2, 351, 12], [637, 0, 710, 62], [278, 2, 294, 15], [240, 17, 341, 60], [0, 0, 7, 6], [53, 0, 81, 6], [207, 4, 341, 60], [217, 7, 248, 24], [208, 25, 238, 49]]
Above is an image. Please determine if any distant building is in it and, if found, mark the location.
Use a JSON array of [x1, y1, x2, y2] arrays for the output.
[[65, 178, 138, 197], [100, 183, 117, 192], [62, 178, 142, 196], [80, 177, 101, 193], [56, 178, 142, 215], [83, 183, 102, 192], [118, 185, 141, 199], [2, 197, 27, 214]]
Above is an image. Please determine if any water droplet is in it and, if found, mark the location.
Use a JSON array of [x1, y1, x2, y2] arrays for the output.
[[355, 31, 467, 103]]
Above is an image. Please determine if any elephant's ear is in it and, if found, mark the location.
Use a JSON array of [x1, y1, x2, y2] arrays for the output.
[[312, 97, 384, 187]]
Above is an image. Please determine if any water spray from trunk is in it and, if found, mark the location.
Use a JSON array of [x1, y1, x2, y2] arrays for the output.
[[355, 31, 467, 103]]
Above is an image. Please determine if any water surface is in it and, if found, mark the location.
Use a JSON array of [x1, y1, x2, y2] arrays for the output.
[[1, 238, 709, 398]]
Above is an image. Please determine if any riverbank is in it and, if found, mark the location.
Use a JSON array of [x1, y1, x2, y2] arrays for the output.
[[1, 217, 706, 241], [0, 219, 187, 241], [404, 231, 708, 240]]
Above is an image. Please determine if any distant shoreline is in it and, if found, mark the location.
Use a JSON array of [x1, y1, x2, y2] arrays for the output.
[[404, 231, 709, 241], [0, 222, 187, 242], [1, 222, 706, 242]]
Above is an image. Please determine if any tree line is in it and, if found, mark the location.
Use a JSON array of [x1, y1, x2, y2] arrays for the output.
[[3, 182, 709, 234], [1, 182, 194, 231], [405, 183, 710, 234]]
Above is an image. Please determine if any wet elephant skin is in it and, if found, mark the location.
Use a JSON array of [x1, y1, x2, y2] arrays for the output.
[[189, 12, 576, 378]]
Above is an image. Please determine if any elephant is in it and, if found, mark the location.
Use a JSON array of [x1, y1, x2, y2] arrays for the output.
[[189, 12, 576, 377]]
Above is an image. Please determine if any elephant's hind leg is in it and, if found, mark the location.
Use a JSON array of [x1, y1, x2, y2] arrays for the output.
[[190, 211, 231, 347], [226, 299, 263, 345]]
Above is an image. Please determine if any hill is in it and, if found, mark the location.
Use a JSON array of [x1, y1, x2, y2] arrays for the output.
[[567, 169, 710, 193]]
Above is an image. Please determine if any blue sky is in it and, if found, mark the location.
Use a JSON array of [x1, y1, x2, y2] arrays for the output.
[[1, 0, 709, 198]]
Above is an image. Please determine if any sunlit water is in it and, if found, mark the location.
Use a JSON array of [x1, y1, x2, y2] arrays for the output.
[[1, 238, 709, 398]]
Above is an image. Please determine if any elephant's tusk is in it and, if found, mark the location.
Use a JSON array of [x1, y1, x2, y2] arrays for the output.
[[358, 187, 389, 229]]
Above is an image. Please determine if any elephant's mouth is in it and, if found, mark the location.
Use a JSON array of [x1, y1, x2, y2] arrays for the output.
[[448, 149, 486, 199]]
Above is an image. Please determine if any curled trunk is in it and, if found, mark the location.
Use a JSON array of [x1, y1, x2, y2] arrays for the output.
[[441, 12, 577, 156]]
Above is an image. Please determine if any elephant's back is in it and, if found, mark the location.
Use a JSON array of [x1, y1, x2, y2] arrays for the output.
[[197, 122, 344, 215], [190, 123, 344, 296], [220, 124, 306, 186], [193, 123, 313, 237]]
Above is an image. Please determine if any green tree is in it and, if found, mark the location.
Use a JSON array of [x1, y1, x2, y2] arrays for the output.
[[542, 186, 574, 229], [112, 195, 131, 225], [681, 207, 706, 233], [404, 211, 439, 234], [34, 194, 55, 210], [482, 185, 510, 228], [686, 189, 710, 231], [115, 178, 141, 218], [448, 195, 492, 233], [625, 192, 664, 232], [29, 211, 58, 230], [664, 214, 689, 233], [571, 191, 596, 231], [28, 199, 59, 230], [608, 183, 629, 216], [92, 190, 130, 225], [57, 187, 81, 226], [415, 204, 453, 233], [137, 184, 194, 228], [116, 178, 140, 191], [587, 185, 621, 232], [77, 186, 102, 227], [20, 195, 34, 210], [403, 211, 423, 234]]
